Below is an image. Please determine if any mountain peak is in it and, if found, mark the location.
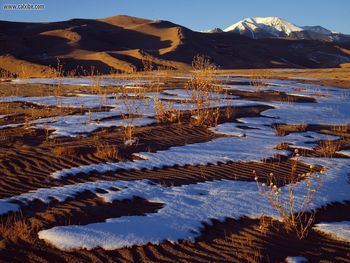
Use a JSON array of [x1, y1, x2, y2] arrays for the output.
[[302, 25, 332, 35], [203, 28, 223, 33], [224, 17, 302, 38]]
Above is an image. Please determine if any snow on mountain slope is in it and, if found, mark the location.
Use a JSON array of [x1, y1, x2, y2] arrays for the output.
[[224, 17, 302, 38], [302, 26, 332, 35], [203, 28, 223, 33], [221, 17, 350, 43]]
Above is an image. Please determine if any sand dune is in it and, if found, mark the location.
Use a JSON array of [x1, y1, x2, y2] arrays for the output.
[[1, 15, 350, 76]]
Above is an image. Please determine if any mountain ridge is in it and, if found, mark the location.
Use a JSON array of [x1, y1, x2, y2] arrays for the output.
[[206, 17, 350, 43]]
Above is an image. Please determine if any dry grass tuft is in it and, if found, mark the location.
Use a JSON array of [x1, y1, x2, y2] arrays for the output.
[[332, 125, 348, 133], [0, 212, 40, 242], [250, 70, 269, 93], [254, 150, 324, 240], [95, 144, 119, 159], [153, 97, 182, 124], [0, 69, 15, 80], [185, 54, 225, 127], [273, 124, 307, 136], [52, 146, 77, 156], [316, 140, 341, 158]]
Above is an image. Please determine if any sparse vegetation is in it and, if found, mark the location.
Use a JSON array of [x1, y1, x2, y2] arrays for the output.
[[316, 140, 341, 158], [0, 58, 349, 262], [273, 124, 307, 136], [0, 212, 39, 242], [185, 54, 224, 127], [250, 70, 269, 93], [116, 85, 147, 145], [52, 146, 77, 157], [332, 125, 348, 134], [95, 143, 119, 159], [254, 149, 324, 240]]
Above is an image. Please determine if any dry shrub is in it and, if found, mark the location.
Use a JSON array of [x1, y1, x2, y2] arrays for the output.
[[274, 126, 287, 136], [258, 216, 274, 235], [332, 125, 348, 133], [95, 144, 118, 159], [282, 95, 296, 104], [316, 140, 341, 157], [224, 106, 234, 119], [0, 212, 40, 242], [0, 131, 11, 143], [254, 150, 324, 239], [153, 97, 166, 122], [186, 54, 223, 127], [53, 146, 77, 156], [294, 124, 307, 132], [153, 97, 182, 124], [142, 59, 154, 72], [273, 124, 307, 136], [123, 125, 136, 145], [44, 58, 65, 78], [250, 70, 269, 93], [0, 69, 14, 79], [115, 86, 146, 145]]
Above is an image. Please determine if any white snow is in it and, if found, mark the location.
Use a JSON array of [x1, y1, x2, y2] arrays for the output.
[[36, 179, 276, 250], [209, 123, 246, 137], [19, 157, 350, 250], [0, 114, 20, 119], [337, 150, 350, 157], [11, 77, 148, 87], [0, 123, 23, 130], [2, 77, 349, 136], [302, 26, 332, 35], [1, 76, 350, 250], [49, 118, 338, 179], [314, 221, 350, 242], [0, 88, 240, 137], [32, 115, 155, 138], [225, 78, 350, 125], [285, 256, 308, 263], [124, 139, 137, 146], [224, 17, 302, 37], [223, 17, 338, 40], [0, 116, 348, 250], [288, 77, 320, 81]]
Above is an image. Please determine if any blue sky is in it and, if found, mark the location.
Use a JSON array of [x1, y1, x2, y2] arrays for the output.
[[1, 0, 350, 33]]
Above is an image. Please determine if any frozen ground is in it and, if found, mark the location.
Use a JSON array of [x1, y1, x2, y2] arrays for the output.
[[1, 78, 350, 136], [11, 77, 149, 87], [1, 156, 349, 250], [0, 76, 349, 250]]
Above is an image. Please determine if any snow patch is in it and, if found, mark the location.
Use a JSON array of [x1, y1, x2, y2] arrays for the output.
[[285, 256, 308, 263], [314, 221, 350, 242], [11, 77, 148, 87], [31, 157, 350, 250]]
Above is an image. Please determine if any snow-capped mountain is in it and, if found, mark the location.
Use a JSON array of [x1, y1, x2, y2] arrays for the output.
[[224, 17, 302, 38], [216, 17, 350, 43]]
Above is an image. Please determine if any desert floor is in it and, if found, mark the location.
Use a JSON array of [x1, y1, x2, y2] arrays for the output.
[[0, 68, 349, 262]]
